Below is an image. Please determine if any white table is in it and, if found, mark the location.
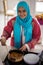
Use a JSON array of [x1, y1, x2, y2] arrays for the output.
[[0, 44, 43, 65]]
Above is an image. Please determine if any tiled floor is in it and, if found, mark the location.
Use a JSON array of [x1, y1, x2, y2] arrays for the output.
[[0, 14, 43, 45]]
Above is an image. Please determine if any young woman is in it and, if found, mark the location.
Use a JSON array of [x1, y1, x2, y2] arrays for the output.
[[1, 1, 41, 51]]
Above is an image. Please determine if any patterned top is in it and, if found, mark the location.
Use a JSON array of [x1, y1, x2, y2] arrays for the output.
[[2, 17, 41, 49]]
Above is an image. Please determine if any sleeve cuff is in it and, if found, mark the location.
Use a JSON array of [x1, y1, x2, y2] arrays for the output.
[[25, 44, 30, 51]]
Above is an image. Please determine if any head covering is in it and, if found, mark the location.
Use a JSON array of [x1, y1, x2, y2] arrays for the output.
[[17, 1, 30, 22], [13, 1, 33, 49]]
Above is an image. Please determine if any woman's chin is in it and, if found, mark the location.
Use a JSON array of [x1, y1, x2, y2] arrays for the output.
[[20, 17, 25, 19]]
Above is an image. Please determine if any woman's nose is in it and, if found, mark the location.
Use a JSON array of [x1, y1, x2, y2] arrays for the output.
[[20, 12, 24, 15]]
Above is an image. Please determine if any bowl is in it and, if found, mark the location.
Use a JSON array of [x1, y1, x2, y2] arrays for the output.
[[23, 53, 39, 65]]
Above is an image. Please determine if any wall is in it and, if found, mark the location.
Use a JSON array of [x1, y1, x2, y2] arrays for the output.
[[7, 0, 35, 17], [0, 0, 36, 17], [0, 0, 4, 13]]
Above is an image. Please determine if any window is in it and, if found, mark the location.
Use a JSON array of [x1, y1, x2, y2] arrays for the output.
[[36, 2, 43, 12]]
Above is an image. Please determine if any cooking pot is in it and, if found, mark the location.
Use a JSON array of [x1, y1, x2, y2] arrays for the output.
[[7, 49, 24, 64]]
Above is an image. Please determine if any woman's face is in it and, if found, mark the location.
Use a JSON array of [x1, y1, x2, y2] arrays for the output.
[[18, 7, 27, 19]]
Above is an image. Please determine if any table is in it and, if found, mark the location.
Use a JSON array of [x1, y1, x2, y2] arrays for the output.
[[0, 44, 43, 65]]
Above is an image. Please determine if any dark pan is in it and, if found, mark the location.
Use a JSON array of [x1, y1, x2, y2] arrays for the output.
[[7, 49, 24, 63]]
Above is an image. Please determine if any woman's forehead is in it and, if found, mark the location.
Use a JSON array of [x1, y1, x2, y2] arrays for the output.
[[18, 7, 25, 10]]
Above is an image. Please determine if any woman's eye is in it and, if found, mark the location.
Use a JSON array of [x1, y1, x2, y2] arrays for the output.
[[18, 10, 21, 13], [18, 10, 26, 13], [23, 10, 26, 12]]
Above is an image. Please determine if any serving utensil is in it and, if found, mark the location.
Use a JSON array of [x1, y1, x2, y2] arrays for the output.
[[0, 39, 1, 41]]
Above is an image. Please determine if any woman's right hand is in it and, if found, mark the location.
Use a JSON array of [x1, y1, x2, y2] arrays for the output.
[[0, 36, 6, 45]]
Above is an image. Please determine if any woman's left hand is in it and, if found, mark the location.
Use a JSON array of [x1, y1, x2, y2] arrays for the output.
[[19, 45, 27, 51]]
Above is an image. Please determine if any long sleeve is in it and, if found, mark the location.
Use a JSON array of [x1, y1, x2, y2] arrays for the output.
[[27, 18, 41, 49], [1, 17, 16, 40]]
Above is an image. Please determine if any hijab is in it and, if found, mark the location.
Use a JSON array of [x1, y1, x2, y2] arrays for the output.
[[13, 1, 33, 49]]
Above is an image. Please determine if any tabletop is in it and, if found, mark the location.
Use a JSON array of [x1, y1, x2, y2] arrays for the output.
[[0, 44, 43, 65]]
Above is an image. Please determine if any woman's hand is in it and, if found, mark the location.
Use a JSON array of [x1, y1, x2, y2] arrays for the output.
[[1, 36, 6, 45], [19, 44, 27, 51]]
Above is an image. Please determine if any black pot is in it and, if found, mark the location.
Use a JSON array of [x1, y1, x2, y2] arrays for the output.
[[7, 49, 24, 64]]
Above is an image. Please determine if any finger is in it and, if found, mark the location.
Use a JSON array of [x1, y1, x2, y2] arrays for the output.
[[19, 47, 22, 50], [20, 47, 25, 51]]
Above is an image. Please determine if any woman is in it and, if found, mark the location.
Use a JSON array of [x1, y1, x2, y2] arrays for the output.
[[1, 1, 41, 51]]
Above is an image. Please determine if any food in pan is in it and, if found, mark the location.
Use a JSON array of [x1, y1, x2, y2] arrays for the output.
[[8, 52, 23, 62]]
